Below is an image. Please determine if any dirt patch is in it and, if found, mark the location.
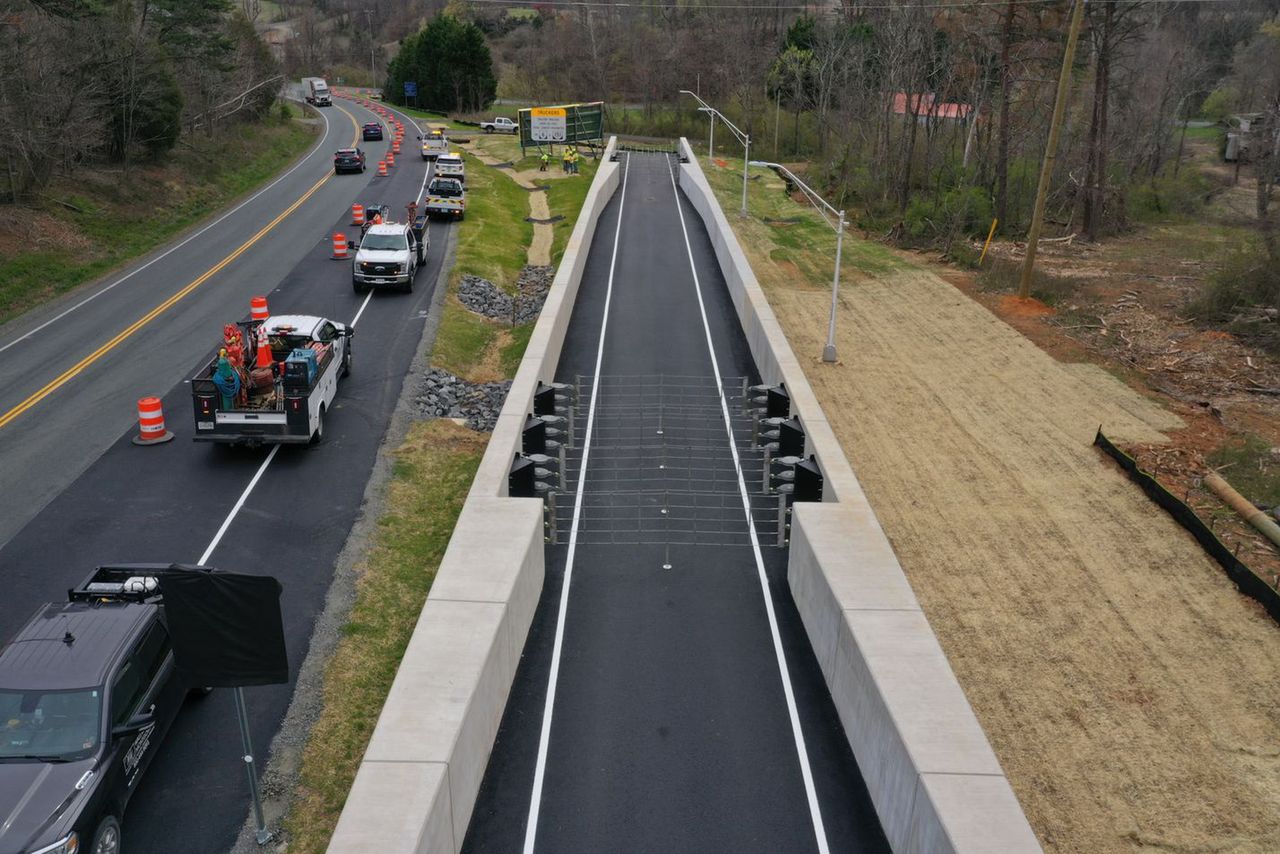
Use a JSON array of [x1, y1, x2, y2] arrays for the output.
[[527, 190, 552, 267], [998, 294, 1055, 318], [760, 258, 1280, 852]]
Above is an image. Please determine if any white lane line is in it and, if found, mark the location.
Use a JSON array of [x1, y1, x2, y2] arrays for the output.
[[665, 158, 831, 854], [0, 104, 333, 356], [349, 291, 375, 328], [522, 153, 631, 854], [196, 270, 378, 565], [197, 444, 281, 565]]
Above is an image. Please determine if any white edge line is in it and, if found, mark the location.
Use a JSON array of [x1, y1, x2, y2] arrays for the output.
[[197, 444, 281, 565], [0, 103, 333, 356], [522, 152, 630, 854], [665, 157, 832, 854], [349, 291, 375, 328]]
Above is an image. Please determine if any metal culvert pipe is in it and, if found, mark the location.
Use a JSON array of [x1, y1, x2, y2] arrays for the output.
[[1204, 471, 1280, 552]]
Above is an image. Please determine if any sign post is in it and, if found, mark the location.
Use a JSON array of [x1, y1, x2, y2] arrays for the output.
[[403, 80, 417, 108]]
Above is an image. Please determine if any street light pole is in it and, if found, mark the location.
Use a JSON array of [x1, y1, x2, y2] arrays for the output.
[[681, 89, 751, 217], [751, 160, 845, 363], [824, 210, 845, 363]]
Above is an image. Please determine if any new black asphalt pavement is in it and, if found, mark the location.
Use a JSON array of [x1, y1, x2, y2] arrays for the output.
[[463, 153, 888, 852], [0, 95, 449, 851]]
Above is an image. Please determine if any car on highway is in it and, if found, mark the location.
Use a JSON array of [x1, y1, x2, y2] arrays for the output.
[[333, 148, 366, 174], [361, 122, 383, 142], [352, 222, 424, 294], [0, 566, 202, 854]]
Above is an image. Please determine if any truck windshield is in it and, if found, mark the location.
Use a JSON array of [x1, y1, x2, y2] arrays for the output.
[[362, 234, 408, 251], [0, 687, 101, 761]]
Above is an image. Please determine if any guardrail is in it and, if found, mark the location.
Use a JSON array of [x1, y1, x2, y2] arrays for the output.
[[328, 137, 622, 853], [675, 138, 1042, 853]]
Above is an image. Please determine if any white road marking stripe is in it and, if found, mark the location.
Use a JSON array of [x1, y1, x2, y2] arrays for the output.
[[664, 157, 832, 854], [196, 280, 378, 565], [522, 153, 631, 854], [349, 291, 375, 328], [0, 104, 333, 356], [197, 444, 281, 565]]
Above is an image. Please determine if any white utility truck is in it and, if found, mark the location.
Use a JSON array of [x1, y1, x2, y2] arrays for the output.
[[191, 315, 351, 445]]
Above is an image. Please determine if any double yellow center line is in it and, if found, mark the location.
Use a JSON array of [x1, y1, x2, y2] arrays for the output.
[[0, 103, 363, 431]]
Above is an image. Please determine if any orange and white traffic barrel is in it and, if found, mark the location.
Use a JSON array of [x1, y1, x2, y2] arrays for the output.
[[250, 295, 269, 321], [391, 140, 401, 155], [377, 160, 388, 176], [352, 203, 365, 225], [386, 151, 395, 167], [132, 396, 175, 445], [332, 232, 349, 259]]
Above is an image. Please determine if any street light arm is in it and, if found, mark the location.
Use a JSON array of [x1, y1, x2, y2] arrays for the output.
[[749, 160, 843, 231], [679, 89, 749, 146]]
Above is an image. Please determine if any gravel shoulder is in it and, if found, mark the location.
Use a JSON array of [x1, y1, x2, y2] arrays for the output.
[[724, 187, 1280, 849]]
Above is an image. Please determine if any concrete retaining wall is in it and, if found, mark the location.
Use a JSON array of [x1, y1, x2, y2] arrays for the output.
[[328, 138, 621, 854], [676, 139, 1042, 854]]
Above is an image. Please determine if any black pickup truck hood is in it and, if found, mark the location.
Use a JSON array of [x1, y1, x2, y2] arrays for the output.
[[0, 759, 92, 854]]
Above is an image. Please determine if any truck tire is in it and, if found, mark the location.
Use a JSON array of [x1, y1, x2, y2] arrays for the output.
[[311, 406, 325, 444], [341, 347, 352, 377], [353, 278, 367, 294], [91, 816, 121, 854], [484, 126, 494, 134]]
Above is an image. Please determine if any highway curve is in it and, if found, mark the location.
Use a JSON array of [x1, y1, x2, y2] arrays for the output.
[[462, 152, 889, 852], [0, 95, 449, 851]]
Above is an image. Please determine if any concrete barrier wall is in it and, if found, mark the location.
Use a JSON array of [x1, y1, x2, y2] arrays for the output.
[[676, 139, 1041, 854], [329, 138, 621, 854]]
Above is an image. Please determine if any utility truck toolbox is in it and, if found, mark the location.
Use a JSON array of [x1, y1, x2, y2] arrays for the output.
[[191, 315, 351, 445]]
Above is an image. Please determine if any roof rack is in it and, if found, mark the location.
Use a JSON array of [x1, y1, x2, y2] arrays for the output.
[[68, 563, 210, 605]]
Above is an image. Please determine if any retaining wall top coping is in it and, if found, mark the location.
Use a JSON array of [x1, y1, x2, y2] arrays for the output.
[[328, 760, 454, 854], [843, 608, 1004, 777], [362, 599, 505, 765], [792, 502, 920, 612], [429, 497, 544, 604], [912, 772, 1044, 853]]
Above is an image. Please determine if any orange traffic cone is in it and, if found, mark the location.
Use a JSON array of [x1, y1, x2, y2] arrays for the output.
[[255, 327, 274, 370], [332, 232, 349, 259], [132, 397, 175, 445], [377, 160, 387, 177], [352, 203, 365, 225]]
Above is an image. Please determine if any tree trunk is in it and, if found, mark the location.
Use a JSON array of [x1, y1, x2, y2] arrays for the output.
[[996, 0, 1015, 229], [1258, 113, 1280, 262], [1083, 2, 1112, 241]]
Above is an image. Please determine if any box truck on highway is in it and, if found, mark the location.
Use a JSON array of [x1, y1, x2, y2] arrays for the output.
[[191, 315, 351, 445]]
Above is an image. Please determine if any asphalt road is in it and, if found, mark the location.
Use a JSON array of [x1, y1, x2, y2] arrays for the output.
[[0, 94, 451, 851], [463, 153, 888, 852]]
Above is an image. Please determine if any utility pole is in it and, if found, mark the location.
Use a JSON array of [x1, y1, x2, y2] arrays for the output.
[[1018, 0, 1087, 299], [364, 9, 376, 84]]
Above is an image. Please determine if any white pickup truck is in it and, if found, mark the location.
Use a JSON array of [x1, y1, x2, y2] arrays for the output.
[[479, 117, 517, 134], [420, 130, 449, 160], [352, 222, 425, 293], [191, 315, 351, 445]]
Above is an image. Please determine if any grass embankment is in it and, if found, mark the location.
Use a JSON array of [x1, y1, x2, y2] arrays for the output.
[[282, 421, 487, 852], [0, 102, 317, 326], [701, 155, 903, 294], [281, 122, 601, 852], [434, 141, 598, 381]]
